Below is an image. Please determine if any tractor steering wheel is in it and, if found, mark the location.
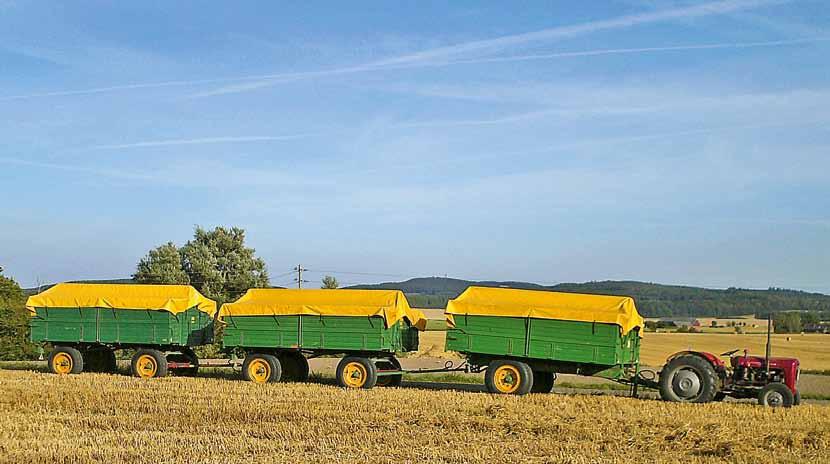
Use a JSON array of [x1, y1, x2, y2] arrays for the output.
[[719, 349, 740, 357]]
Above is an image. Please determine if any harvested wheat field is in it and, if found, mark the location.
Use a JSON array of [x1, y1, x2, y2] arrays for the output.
[[1, 369, 829, 464]]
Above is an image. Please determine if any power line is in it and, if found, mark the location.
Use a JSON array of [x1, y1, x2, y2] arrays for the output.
[[293, 264, 309, 289], [304, 269, 410, 278]]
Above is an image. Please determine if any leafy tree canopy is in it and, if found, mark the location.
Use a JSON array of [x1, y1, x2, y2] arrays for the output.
[[0, 268, 36, 360], [134, 226, 269, 304], [321, 275, 339, 289], [134, 242, 189, 285]]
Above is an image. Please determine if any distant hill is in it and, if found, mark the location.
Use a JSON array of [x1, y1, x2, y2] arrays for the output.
[[23, 278, 135, 296], [349, 278, 830, 318]]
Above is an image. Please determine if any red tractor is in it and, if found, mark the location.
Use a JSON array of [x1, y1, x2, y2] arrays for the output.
[[658, 349, 800, 407], [656, 316, 801, 407]]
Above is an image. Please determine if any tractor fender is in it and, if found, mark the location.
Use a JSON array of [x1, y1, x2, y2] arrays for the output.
[[665, 351, 725, 370]]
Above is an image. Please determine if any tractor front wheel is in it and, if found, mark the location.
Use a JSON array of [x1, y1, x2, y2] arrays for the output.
[[758, 382, 794, 408], [659, 355, 719, 403]]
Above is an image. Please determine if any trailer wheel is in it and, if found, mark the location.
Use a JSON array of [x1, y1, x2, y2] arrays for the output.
[[659, 355, 718, 403], [131, 349, 168, 379], [243, 354, 282, 384], [485, 360, 533, 395], [49, 346, 83, 375], [530, 371, 555, 393], [375, 358, 403, 387], [83, 347, 117, 373], [278, 352, 309, 382], [336, 356, 377, 389], [758, 382, 794, 408]]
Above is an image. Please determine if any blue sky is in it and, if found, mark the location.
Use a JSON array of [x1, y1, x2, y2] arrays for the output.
[[1, 1, 828, 291]]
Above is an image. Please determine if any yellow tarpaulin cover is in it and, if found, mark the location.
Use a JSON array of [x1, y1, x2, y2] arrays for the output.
[[445, 286, 644, 335], [25, 283, 217, 317], [220, 289, 426, 329]]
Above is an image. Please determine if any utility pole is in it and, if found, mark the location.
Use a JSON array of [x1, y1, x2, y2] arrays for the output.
[[294, 264, 308, 289]]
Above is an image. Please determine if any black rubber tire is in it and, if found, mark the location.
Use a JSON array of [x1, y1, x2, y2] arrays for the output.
[[131, 349, 168, 378], [794, 389, 801, 406], [278, 352, 309, 382], [659, 355, 719, 403], [530, 371, 555, 393], [83, 347, 117, 373], [49, 346, 84, 375], [375, 357, 403, 387], [336, 356, 378, 389], [758, 382, 794, 408], [242, 353, 282, 383], [485, 359, 534, 396]]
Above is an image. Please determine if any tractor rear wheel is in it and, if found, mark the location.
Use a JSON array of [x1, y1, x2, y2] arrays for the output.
[[530, 371, 555, 393], [49, 346, 84, 375], [485, 360, 533, 395], [659, 355, 719, 403], [758, 382, 794, 408]]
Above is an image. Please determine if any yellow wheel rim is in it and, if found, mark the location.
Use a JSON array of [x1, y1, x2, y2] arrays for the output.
[[493, 365, 522, 394], [136, 354, 158, 378], [52, 352, 73, 374], [248, 359, 271, 384], [342, 362, 368, 388]]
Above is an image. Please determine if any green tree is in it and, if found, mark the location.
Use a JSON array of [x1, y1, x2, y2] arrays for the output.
[[321, 275, 339, 289], [0, 269, 36, 360], [134, 226, 269, 304], [133, 242, 189, 284]]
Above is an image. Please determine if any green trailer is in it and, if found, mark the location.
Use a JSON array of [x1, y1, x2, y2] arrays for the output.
[[444, 286, 644, 395], [220, 288, 424, 388], [27, 283, 217, 378]]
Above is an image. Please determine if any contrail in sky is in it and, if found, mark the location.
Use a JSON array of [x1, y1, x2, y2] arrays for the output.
[[441, 37, 830, 66], [373, 0, 786, 66], [89, 134, 324, 150], [0, 1, 803, 102]]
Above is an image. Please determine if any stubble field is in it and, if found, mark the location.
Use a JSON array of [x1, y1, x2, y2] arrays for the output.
[[1, 369, 829, 464]]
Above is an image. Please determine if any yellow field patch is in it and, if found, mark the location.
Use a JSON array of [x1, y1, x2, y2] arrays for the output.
[[640, 333, 830, 370]]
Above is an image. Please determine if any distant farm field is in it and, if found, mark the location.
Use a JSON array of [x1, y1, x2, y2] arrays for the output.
[[1, 369, 829, 463], [638, 333, 830, 370]]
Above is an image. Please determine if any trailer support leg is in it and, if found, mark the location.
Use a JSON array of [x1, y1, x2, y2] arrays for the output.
[[631, 364, 640, 398]]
